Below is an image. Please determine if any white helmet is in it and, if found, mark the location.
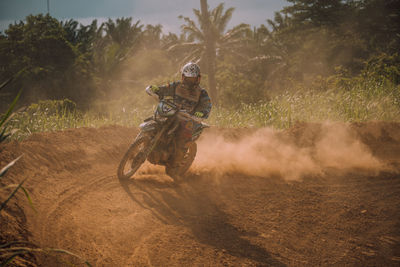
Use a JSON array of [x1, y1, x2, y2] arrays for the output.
[[182, 62, 201, 77]]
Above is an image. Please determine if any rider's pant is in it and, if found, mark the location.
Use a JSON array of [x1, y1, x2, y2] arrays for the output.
[[176, 116, 201, 150]]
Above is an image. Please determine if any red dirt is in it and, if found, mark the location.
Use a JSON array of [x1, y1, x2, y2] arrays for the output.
[[1, 122, 400, 266]]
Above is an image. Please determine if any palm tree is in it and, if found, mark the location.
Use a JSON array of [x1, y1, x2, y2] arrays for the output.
[[247, 12, 294, 83], [97, 18, 143, 76], [170, 0, 250, 103], [141, 24, 163, 49], [104, 17, 142, 48]]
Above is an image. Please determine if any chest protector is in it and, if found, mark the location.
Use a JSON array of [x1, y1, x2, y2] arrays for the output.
[[173, 83, 202, 113]]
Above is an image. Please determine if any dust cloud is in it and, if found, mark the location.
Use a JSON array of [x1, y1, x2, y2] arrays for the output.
[[193, 123, 384, 180]]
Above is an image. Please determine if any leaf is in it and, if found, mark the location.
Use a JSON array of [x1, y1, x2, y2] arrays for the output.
[[0, 178, 26, 211], [1, 183, 37, 213], [0, 77, 13, 92], [0, 111, 18, 130], [0, 247, 92, 267], [1, 183, 20, 190], [0, 88, 22, 128], [0, 127, 10, 142], [0, 68, 27, 93], [49, 248, 93, 267], [20, 185, 36, 213], [0, 155, 23, 178], [0, 241, 36, 249]]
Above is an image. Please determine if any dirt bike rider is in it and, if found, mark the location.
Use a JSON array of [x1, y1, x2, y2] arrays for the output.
[[145, 62, 212, 168]]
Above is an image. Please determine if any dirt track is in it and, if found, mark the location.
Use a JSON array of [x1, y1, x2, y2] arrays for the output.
[[1, 123, 400, 266]]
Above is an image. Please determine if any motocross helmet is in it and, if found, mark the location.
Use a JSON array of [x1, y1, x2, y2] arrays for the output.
[[181, 62, 201, 86]]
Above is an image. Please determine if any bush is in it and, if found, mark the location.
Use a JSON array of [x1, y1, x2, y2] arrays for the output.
[[25, 99, 77, 116]]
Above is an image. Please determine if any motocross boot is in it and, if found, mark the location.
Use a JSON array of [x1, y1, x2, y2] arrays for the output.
[[171, 146, 188, 168], [166, 145, 188, 179]]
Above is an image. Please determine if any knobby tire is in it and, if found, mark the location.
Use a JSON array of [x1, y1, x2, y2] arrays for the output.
[[117, 136, 150, 180]]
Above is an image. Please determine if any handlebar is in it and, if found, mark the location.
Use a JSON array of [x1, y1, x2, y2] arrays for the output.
[[146, 87, 209, 127], [162, 100, 207, 125], [178, 109, 204, 124], [146, 85, 159, 102]]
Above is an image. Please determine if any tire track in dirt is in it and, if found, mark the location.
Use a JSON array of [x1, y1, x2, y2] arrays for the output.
[[38, 175, 115, 247], [34, 171, 172, 266], [1, 123, 400, 266]]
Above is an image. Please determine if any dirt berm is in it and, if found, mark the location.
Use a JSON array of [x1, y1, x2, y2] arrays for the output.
[[1, 122, 400, 266]]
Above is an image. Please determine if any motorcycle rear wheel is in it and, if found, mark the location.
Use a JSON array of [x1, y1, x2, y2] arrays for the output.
[[117, 135, 150, 180]]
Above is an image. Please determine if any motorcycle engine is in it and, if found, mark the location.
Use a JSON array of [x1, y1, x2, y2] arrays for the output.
[[148, 142, 174, 165]]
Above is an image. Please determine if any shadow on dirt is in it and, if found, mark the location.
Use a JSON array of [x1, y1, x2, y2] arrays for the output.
[[118, 174, 286, 266]]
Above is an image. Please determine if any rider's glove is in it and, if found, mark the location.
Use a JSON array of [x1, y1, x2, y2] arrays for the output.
[[150, 85, 160, 92], [194, 111, 204, 118]]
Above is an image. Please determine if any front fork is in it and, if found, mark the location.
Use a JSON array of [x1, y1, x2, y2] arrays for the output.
[[139, 118, 175, 162]]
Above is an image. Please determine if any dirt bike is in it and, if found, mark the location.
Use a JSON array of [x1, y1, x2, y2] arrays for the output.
[[117, 98, 209, 180]]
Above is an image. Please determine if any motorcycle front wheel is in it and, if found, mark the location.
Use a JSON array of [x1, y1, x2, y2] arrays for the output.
[[117, 135, 150, 180]]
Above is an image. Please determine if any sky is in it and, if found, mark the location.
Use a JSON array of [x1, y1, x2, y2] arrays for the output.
[[0, 0, 288, 34]]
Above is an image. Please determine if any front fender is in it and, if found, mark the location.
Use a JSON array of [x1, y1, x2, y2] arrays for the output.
[[139, 120, 157, 133]]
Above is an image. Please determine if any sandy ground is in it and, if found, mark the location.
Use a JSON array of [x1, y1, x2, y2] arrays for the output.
[[1, 122, 400, 266]]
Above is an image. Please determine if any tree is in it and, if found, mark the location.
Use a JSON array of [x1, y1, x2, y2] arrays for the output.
[[0, 14, 107, 107], [62, 19, 102, 55], [282, 0, 347, 28], [200, 0, 216, 103], [354, 0, 400, 54], [141, 24, 163, 49], [104, 17, 142, 48], [2, 14, 79, 102], [171, 0, 250, 104], [96, 18, 143, 77]]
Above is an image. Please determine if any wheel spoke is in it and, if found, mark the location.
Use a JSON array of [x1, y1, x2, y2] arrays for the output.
[[117, 136, 150, 179]]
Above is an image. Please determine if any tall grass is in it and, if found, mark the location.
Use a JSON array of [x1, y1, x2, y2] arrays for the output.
[[7, 99, 151, 140], [210, 79, 400, 128], [4, 79, 400, 139]]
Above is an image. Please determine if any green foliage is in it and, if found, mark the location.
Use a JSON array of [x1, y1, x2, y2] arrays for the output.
[[96, 17, 143, 78], [216, 61, 266, 106], [210, 78, 400, 128], [105, 17, 143, 47], [362, 53, 400, 84], [1, 1, 400, 120], [25, 99, 77, 116], [6, 99, 150, 140], [240, 0, 400, 93], [0, 80, 34, 219], [0, 14, 97, 107], [0, 244, 93, 267], [5, 14, 76, 76], [355, 0, 400, 54]]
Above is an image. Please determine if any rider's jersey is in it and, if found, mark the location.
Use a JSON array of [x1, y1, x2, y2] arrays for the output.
[[154, 81, 212, 118]]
